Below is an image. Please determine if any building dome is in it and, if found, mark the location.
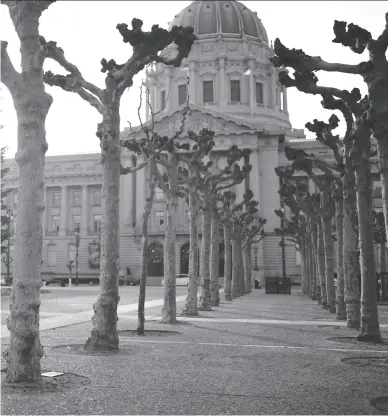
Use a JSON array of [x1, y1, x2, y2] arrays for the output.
[[169, 0, 268, 43]]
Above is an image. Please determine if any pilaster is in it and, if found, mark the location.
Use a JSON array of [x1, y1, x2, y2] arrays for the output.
[[59, 185, 68, 236]]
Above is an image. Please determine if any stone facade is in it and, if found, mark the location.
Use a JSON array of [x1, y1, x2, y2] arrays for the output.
[[4, 1, 382, 284]]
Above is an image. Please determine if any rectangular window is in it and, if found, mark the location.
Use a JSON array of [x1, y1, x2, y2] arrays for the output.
[[255, 82, 264, 104], [178, 84, 187, 106], [155, 211, 164, 226], [47, 245, 57, 267], [155, 187, 164, 200], [72, 190, 81, 206], [93, 189, 101, 206], [203, 81, 214, 103], [68, 244, 76, 262], [51, 215, 60, 233], [93, 214, 102, 233], [52, 191, 61, 206], [72, 215, 81, 231], [161, 90, 166, 110], [53, 165, 61, 173], [230, 80, 241, 102]]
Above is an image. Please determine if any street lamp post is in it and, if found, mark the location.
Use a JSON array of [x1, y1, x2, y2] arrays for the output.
[[75, 225, 80, 286]]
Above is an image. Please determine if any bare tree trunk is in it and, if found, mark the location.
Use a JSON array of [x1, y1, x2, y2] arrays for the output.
[[317, 221, 327, 308], [231, 237, 241, 299], [355, 148, 381, 342], [378, 141, 388, 270], [85, 107, 121, 350], [302, 240, 310, 295], [185, 183, 199, 316], [1, 1, 54, 384], [199, 197, 212, 310], [243, 241, 252, 294], [312, 225, 320, 302], [321, 194, 335, 314], [335, 193, 346, 320], [310, 241, 316, 299], [239, 241, 245, 296], [137, 166, 155, 335], [224, 224, 232, 301], [343, 169, 361, 329], [210, 208, 220, 306], [162, 182, 178, 323]]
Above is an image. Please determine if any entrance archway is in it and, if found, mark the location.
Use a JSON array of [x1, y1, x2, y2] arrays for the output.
[[148, 242, 164, 276], [180, 242, 190, 274]]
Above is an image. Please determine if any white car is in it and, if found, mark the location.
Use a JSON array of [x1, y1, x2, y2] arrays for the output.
[[161, 274, 189, 286]]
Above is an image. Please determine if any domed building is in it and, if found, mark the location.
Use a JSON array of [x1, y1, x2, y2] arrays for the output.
[[4, 0, 321, 286], [122, 0, 306, 283]]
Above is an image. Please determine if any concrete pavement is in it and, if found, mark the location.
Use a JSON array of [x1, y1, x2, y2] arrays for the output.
[[1, 289, 388, 415]]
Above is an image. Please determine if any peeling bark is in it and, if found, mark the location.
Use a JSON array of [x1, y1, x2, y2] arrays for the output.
[[185, 176, 199, 316], [199, 194, 212, 310], [162, 157, 179, 323], [2, 1, 54, 383], [355, 137, 381, 342], [137, 165, 156, 335], [223, 224, 232, 301], [85, 105, 121, 350], [343, 161, 361, 329], [334, 193, 346, 320]]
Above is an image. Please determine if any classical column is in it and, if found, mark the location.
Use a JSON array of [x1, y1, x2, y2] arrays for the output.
[[59, 185, 68, 236], [136, 155, 146, 225], [249, 150, 260, 206], [81, 184, 88, 236], [282, 85, 288, 113], [188, 61, 196, 104], [150, 78, 156, 115], [219, 57, 227, 106], [248, 60, 255, 113], [42, 187, 47, 233]]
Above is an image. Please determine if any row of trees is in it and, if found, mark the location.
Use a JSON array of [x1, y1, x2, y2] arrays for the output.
[[1, 1, 266, 384], [271, 12, 388, 344], [123, 100, 266, 331]]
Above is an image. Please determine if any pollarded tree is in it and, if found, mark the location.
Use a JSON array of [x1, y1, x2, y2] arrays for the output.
[[197, 147, 251, 309], [177, 129, 215, 316], [1, 147, 10, 256], [271, 15, 388, 253], [219, 190, 254, 301], [1, 0, 55, 383], [240, 202, 266, 294], [284, 147, 337, 313], [44, 20, 195, 348]]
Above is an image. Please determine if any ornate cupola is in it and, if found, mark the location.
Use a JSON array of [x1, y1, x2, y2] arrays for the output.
[[144, 0, 291, 130]]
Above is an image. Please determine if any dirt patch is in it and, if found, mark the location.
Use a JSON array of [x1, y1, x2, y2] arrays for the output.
[[370, 396, 388, 412], [1, 288, 51, 296], [341, 356, 388, 369], [317, 325, 342, 329], [1, 371, 91, 393]]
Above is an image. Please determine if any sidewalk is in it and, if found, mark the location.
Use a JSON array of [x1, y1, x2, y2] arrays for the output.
[[2, 289, 388, 415]]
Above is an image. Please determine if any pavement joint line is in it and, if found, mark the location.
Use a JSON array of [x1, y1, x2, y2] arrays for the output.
[[1, 295, 189, 340], [43, 336, 388, 354]]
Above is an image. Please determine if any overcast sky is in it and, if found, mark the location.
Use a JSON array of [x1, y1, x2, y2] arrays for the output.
[[1, 1, 386, 158]]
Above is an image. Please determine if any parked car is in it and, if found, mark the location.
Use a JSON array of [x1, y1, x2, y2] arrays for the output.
[[161, 274, 189, 286], [41, 273, 60, 286], [254, 278, 262, 289]]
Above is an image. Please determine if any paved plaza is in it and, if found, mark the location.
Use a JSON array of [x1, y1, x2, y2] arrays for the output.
[[1, 288, 388, 415]]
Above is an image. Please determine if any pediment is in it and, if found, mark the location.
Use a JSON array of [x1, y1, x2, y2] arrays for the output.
[[122, 106, 259, 141]]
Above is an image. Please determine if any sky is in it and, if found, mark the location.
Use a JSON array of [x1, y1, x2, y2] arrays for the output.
[[1, 1, 386, 158]]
